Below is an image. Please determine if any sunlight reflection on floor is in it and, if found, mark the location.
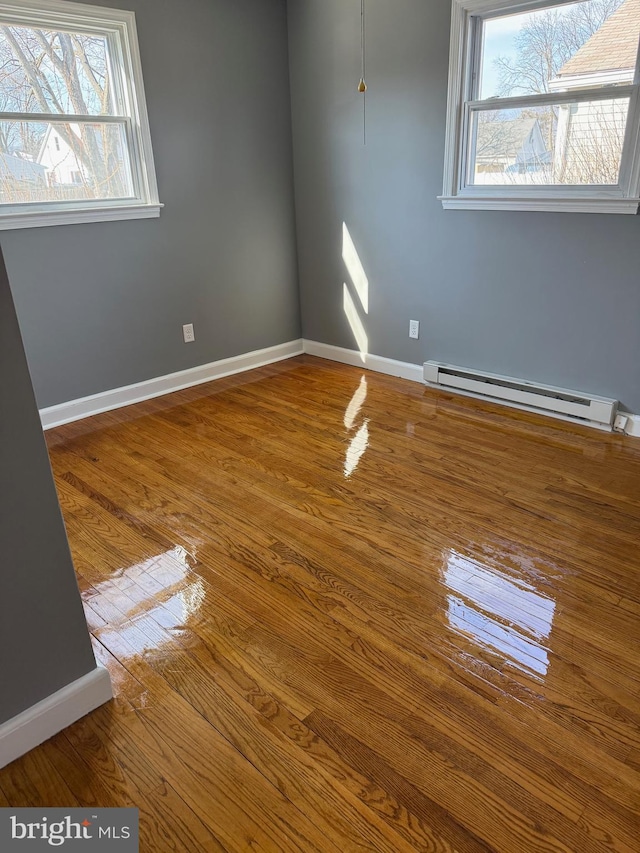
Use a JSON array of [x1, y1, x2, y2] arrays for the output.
[[443, 550, 556, 679]]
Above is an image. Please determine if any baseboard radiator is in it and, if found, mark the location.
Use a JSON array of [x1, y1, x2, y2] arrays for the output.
[[423, 361, 618, 430]]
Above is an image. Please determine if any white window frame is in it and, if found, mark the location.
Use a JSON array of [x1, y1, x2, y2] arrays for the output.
[[440, 0, 640, 214], [0, 0, 161, 229]]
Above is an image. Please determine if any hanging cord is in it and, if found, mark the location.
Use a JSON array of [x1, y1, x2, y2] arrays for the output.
[[361, 0, 366, 84], [359, 0, 367, 144]]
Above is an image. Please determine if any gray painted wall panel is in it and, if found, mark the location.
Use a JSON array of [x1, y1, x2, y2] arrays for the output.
[[4, 0, 300, 409], [288, 0, 640, 411], [0, 251, 96, 726]]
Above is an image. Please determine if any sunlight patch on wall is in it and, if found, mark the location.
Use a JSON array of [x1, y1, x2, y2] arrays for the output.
[[342, 222, 369, 314], [343, 283, 368, 362]]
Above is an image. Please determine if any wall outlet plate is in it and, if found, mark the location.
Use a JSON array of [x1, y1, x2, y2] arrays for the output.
[[183, 323, 195, 343], [409, 320, 420, 339]]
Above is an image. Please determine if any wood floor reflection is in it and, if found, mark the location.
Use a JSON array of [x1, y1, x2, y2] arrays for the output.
[[2, 355, 639, 852]]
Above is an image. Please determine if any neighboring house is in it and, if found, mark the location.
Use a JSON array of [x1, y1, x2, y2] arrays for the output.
[[549, 0, 640, 184], [474, 117, 550, 184], [37, 124, 87, 188], [0, 152, 47, 199]]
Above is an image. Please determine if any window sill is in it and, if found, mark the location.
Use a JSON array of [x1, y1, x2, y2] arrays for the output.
[[439, 196, 640, 214], [0, 203, 163, 231]]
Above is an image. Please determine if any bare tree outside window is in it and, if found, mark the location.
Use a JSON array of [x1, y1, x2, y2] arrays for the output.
[[473, 0, 636, 186], [0, 24, 132, 203], [494, 0, 625, 98]]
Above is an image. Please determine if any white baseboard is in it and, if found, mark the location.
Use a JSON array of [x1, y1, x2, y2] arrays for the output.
[[302, 340, 640, 438], [302, 340, 423, 383], [40, 340, 304, 429], [39, 336, 640, 439], [0, 666, 113, 769]]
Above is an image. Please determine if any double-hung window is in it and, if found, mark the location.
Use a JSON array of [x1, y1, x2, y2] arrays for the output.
[[441, 0, 640, 213], [0, 0, 160, 229]]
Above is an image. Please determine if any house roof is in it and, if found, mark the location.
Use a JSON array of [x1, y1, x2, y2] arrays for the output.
[[0, 153, 46, 183], [476, 117, 537, 158], [558, 0, 640, 77]]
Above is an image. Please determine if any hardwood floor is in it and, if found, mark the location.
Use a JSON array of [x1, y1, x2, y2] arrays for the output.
[[3, 354, 639, 852]]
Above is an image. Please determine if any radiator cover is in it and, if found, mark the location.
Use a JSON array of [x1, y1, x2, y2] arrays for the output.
[[423, 361, 617, 430]]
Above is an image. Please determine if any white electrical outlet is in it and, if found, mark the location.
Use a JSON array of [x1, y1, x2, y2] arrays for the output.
[[183, 323, 195, 343], [409, 320, 420, 340]]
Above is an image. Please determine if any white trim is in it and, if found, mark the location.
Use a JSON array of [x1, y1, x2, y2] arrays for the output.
[[468, 86, 636, 112], [0, 0, 144, 25], [463, 0, 576, 11], [301, 341, 640, 438], [302, 340, 423, 383], [439, 196, 640, 213], [40, 336, 639, 439], [0, 203, 162, 230], [40, 340, 304, 429], [119, 2, 161, 212], [1, 111, 130, 124], [0, 666, 113, 769], [442, 0, 468, 198]]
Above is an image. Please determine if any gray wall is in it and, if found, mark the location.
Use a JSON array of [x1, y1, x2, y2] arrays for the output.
[[287, 0, 640, 412], [5, 0, 300, 410], [0, 251, 97, 726]]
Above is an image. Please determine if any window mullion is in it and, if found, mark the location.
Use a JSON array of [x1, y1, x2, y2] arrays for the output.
[[469, 16, 484, 100], [462, 101, 475, 190], [0, 111, 129, 124], [467, 85, 636, 112]]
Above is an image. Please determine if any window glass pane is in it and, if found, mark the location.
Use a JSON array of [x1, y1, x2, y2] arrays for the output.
[[0, 120, 134, 203], [468, 99, 629, 185], [0, 25, 113, 115], [479, 0, 640, 99]]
